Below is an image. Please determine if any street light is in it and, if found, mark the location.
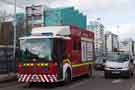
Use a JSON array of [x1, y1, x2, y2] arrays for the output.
[[116, 25, 120, 52]]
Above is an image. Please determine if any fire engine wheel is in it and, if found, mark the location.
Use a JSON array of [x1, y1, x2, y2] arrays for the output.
[[64, 69, 71, 84], [87, 65, 93, 78], [23, 83, 33, 88]]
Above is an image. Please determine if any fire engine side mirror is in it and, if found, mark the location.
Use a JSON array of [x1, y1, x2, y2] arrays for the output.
[[52, 54, 57, 60], [16, 49, 21, 58]]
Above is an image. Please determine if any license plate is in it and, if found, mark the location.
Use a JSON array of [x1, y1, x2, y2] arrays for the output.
[[112, 71, 120, 74]]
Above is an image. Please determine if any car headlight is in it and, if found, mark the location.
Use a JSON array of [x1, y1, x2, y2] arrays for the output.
[[104, 64, 110, 68], [104, 66, 111, 69], [105, 66, 109, 68], [121, 66, 129, 70]]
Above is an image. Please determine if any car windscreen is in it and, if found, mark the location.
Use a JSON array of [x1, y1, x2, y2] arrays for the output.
[[108, 54, 129, 62], [95, 57, 104, 64]]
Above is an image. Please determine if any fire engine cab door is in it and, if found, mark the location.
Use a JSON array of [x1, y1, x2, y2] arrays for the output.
[[53, 38, 66, 80]]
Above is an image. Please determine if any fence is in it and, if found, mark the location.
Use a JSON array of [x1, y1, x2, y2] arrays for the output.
[[0, 46, 16, 74]]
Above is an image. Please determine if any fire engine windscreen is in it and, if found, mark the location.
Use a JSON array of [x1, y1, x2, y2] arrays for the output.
[[20, 38, 53, 61]]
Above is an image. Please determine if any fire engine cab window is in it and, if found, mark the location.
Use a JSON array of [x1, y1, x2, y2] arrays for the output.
[[20, 38, 53, 61]]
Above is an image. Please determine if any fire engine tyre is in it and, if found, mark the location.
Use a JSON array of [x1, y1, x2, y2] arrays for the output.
[[64, 69, 71, 84], [88, 65, 95, 78], [23, 83, 33, 88], [87, 65, 93, 77]]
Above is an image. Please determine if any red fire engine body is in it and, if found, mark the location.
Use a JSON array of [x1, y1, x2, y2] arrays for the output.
[[17, 25, 95, 83]]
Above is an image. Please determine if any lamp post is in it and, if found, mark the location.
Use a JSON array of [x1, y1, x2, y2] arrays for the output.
[[116, 25, 120, 52], [105, 34, 107, 56], [13, 0, 16, 72]]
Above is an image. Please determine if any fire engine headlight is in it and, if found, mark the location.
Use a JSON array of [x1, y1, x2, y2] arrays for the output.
[[27, 64, 30, 66], [37, 64, 40, 66], [30, 63, 34, 66], [23, 64, 27, 67], [41, 63, 48, 67], [37, 63, 48, 67], [41, 63, 44, 66]]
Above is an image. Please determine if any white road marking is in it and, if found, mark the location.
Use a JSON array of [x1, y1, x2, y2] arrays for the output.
[[112, 79, 123, 84], [130, 84, 135, 90], [130, 80, 135, 90]]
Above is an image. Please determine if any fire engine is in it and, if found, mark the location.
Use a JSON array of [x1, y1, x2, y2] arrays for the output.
[[17, 25, 95, 84]]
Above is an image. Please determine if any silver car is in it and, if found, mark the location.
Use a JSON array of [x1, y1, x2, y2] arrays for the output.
[[94, 57, 106, 71]]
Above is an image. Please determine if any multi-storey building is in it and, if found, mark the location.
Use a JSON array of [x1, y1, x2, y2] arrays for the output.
[[119, 39, 135, 56], [104, 31, 119, 54], [87, 21, 105, 57]]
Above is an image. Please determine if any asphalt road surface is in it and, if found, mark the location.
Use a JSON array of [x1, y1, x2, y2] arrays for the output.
[[0, 71, 135, 90]]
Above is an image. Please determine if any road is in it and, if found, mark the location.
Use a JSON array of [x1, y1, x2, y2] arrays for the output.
[[0, 71, 135, 90]]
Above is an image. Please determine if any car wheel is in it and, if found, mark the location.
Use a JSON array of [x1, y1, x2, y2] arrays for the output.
[[104, 71, 109, 79], [131, 71, 134, 77], [125, 71, 131, 78]]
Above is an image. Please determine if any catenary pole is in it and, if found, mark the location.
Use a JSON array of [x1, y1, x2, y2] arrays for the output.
[[13, 0, 16, 72]]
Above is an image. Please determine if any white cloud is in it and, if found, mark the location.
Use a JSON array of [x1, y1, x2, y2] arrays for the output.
[[48, 0, 134, 18], [105, 24, 135, 40], [1, 0, 135, 40], [0, 0, 53, 14], [0, 2, 24, 14], [95, 0, 113, 9], [49, 0, 114, 12], [49, 0, 73, 8], [38, 0, 135, 40]]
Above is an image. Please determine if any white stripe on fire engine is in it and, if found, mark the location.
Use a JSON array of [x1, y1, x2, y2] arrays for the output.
[[22, 74, 27, 82], [52, 75, 57, 82], [26, 74, 31, 82], [39, 75, 45, 82], [47, 75, 54, 82], [18, 74, 23, 82], [43, 75, 49, 82], [18, 74, 57, 82], [40, 75, 45, 82], [20, 74, 24, 82]]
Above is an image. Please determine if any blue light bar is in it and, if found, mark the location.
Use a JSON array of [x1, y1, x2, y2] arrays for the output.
[[32, 33, 53, 36], [41, 33, 53, 36]]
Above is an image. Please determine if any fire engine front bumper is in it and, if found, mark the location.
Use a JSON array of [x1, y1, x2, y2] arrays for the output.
[[17, 74, 58, 83]]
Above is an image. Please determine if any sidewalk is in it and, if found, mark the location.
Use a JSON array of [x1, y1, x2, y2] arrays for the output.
[[0, 73, 17, 83]]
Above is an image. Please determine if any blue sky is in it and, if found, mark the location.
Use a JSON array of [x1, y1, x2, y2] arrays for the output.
[[0, 0, 135, 40]]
